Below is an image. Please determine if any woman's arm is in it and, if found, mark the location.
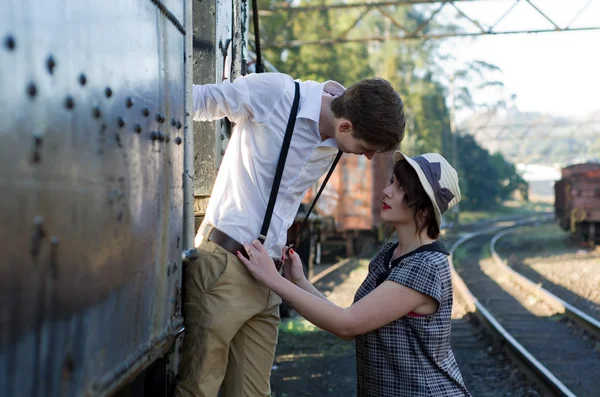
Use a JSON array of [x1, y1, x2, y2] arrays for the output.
[[281, 248, 329, 301], [239, 241, 436, 337], [294, 278, 329, 301]]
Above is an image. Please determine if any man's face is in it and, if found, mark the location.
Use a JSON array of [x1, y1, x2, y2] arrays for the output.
[[335, 120, 379, 159]]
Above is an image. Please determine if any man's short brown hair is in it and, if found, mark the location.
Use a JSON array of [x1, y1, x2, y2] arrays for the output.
[[331, 78, 405, 152]]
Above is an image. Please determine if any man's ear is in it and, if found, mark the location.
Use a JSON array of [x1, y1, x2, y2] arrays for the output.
[[339, 119, 353, 134]]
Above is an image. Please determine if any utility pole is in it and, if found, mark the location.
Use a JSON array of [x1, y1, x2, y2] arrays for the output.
[[449, 74, 460, 228]]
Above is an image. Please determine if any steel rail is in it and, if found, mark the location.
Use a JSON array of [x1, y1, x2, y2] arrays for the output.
[[449, 215, 577, 397]]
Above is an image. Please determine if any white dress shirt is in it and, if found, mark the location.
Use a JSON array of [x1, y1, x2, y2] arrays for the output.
[[193, 73, 344, 257]]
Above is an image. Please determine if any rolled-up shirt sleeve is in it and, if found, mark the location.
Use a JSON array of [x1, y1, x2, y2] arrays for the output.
[[192, 73, 287, 123]]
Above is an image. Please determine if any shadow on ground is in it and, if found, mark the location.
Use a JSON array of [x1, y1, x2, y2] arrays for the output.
[[270, 257, 367, 397]]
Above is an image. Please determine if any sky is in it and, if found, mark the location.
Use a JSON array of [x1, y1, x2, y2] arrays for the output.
[[435, 0, 600, 120]]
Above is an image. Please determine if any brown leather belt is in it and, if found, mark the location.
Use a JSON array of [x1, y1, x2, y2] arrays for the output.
[[199, 222, 248, 259], [198, 222, 284, 270]]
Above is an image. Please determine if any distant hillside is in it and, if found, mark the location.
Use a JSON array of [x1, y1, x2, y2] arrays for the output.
[[459, 109, 600, 167]]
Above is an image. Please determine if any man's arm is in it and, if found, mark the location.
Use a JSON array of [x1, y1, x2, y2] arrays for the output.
[[192, 73, 287, 123]]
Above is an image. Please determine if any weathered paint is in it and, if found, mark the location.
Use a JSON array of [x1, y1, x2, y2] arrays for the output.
[[192, 0, 248, 226], [0, 0, 185, 395], [555, 163, 600, 229], [305, 153, 395, 233]]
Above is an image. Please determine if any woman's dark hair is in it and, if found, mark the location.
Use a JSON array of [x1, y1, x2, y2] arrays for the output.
[[393, 160, 440, 240]]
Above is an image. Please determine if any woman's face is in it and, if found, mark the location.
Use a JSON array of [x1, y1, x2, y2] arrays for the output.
[[380, 175, 413, 225]]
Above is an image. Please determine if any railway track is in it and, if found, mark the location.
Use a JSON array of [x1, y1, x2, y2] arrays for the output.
[[451, 218, 600, 396]]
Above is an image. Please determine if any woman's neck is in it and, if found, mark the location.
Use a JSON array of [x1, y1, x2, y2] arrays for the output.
[[392, 224, 435, 261]]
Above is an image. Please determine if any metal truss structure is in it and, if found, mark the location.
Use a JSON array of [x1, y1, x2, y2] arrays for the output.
[[259, 0, 600, 49]]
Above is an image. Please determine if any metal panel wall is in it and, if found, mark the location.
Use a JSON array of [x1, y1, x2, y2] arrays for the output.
[[0, 0, 186, 395], [192, 0, 248, 227]]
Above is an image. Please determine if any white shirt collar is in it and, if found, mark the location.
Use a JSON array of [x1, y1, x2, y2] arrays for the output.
[[296, 80, 345, 123], [296, 80, 345, 148]]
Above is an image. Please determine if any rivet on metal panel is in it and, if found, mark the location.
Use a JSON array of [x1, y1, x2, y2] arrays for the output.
[[105, 87, 113, 98], [171, 118, 177, 127], [64, 96, 75, 110], [117, 117, 125, 128], [221, 149, 225, 156], [220, 133, 225, 141], [157, 132, 165, 142], [78, 74, 87, 86], [27, 83, 37, 99], [61, 353, 75, 384], [46, 56, 56, 74], [92, 107, 102, 119], [134, 124, 142, 134], [50, 237, 59, 278], [4, 35, 16, 50], [31, 216, 46, 259], [176, 121, 182, 130], [151, 131, 158, 141], [115, 133, 122, 148], [156, 113, 165, 123], [142, 108, 150, 117], [31, 132, 43, 164], [125, 97, 134, 108], [175, 137, 182, 145]]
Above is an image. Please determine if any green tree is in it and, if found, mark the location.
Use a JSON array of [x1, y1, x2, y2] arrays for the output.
[[255, 0, 373, 87], [491, 152, 529, 201], [456, 134, 526, 210]]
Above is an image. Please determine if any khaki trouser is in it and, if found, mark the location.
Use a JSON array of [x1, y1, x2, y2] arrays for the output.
[[176, 240, 282, 397]]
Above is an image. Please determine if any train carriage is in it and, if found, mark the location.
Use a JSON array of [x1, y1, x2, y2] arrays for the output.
[[554, 163, 600, 244], [0, 0, 247, 395]]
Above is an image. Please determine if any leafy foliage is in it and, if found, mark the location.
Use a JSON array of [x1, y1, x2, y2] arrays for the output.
[[252, 0, 528, 210]]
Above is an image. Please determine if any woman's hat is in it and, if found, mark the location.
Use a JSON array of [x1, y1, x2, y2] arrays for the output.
[[393, 151, 461, 228]]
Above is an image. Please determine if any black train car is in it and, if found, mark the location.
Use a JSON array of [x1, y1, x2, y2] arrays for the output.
[[554, 163, 600, 243]]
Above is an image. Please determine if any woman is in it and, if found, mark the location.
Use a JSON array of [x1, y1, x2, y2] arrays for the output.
[[237, 151, 470, 397]]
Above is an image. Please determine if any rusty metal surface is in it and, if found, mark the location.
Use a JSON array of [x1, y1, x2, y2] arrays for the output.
[[0, 1, 185, 395], [555, 163, 600, 230], [192, 0, 249, 224], [306, 155, 378, 232]]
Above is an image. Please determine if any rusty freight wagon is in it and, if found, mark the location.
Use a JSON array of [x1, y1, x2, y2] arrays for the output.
[[554, 163, 600, 244], [0, 0, 249, 396], [302, 152, 395, 257]]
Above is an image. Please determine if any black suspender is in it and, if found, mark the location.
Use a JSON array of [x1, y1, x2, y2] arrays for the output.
[[258, 81, 342, 246], [289, 150, 342, 248], [258, 82, 300, 244]]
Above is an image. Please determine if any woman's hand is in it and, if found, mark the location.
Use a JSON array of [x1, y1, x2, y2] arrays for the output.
[[282, 248, 307, 285], [236, 240, 282, 287]]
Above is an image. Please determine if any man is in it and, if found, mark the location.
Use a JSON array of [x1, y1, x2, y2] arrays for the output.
[[177, 72, 406, 397]]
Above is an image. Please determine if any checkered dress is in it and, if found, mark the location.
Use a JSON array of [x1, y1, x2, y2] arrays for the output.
[[354, 242, 471, 397]]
